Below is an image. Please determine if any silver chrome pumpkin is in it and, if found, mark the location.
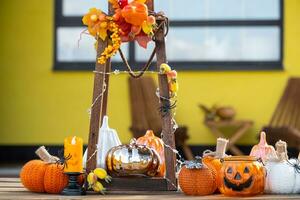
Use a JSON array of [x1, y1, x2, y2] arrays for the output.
[[106, 139, 160, 176]]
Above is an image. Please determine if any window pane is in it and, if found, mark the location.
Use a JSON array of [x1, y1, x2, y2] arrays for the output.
[[163, 27, 280, 61], [63, 0, 108, 16], [155, 0, 280, 20], [135, 42, 157, 62], [57, 27, 128, 62]]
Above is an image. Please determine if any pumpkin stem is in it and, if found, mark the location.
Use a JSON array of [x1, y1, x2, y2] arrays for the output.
[[258, 131, 267, 146], [145, 130, 155, 137], [275, 140, 288, 161], [215, 138, 228, 158], [35, 146, 59, 164]]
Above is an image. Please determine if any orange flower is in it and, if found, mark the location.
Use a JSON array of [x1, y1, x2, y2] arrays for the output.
[[82, 8, 102, 26], [82, 8, 108, 40]]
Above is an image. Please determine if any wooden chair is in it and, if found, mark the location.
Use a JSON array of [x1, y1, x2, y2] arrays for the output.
[[263, 78, 300, 150]]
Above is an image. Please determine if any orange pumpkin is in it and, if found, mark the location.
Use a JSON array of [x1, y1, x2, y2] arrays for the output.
[[20, 160, 84, 194], [179, 158, 217, 196], [218, 156, 265, 196], [20, 160, 47, 193], [203, 156, 222, 173], [121, 1, 148, 26], [202, 156, 222, 187], [136, 130, 165, 176]]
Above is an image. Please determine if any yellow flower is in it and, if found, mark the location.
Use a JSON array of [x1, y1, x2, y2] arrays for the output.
[[92, 181, 106, 194], [94, 168, 112, 183], [160, 63, 171, 74], [82, 8, 108, 40], [82, 8, 102, 26], [87, 172, 97, 187]]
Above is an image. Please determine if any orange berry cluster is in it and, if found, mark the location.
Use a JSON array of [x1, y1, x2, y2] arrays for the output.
[[98, 21, 121, 64]]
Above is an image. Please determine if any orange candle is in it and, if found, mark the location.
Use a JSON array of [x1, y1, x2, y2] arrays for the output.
[[64, 136, 83, 173]]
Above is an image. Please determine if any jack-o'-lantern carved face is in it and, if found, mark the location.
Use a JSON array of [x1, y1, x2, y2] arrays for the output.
[[223, 164, 253, 191], [218, 156, 265, 196]]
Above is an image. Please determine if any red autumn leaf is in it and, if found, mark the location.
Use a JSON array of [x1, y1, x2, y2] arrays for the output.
[[117, 18, 132, 36], [135, 34, 152, 49]]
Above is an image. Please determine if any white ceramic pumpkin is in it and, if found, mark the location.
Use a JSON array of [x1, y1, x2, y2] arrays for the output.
[[265, 160, 300, 194], [264, 140, 300, 194], [83, 115, 121, 169]]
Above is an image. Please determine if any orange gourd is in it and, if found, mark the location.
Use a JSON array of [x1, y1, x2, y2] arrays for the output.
[[202, 156, 222, 186], [20, 160, 47, 193], [121, 1, 148, 26], [203, 156, 222, 173], [43, 164, 69, 194], [202, 138, 229, 189], [218, 156, 265, 196], [136, 130, 165, 177], [178, 158, 217, 196]]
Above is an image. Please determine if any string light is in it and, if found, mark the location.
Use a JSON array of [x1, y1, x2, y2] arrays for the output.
[[93, 69, 159, 75]]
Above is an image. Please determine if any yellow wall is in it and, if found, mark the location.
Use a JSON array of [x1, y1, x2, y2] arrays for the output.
[[1, 0, 300, 145]]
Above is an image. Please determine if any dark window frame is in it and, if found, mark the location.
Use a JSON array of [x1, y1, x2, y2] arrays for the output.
[[54, 0, 284, 71]]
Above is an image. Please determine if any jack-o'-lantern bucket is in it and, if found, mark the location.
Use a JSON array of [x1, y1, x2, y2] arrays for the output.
[[218, 156, 265, 196]]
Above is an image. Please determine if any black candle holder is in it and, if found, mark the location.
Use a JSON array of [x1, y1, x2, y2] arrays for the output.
[[61, 172, 86, 196]]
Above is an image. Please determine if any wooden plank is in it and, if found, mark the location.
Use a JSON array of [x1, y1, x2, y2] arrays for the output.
[[140, 77, 162, 134], [86, 38, 109, 175], [86, 0, 114, 176], [146, 0, 154, 11], [0, 178, 20, 182], [228, 123, 252, 146], [104, 177, 168, 191], [0, 182, 22, 188], [205, 120, 253, 128], [155, 18, 177, 191], [0, 179, 299, 200], [0, 191, 300, 200], [206, 124, 244, 155], [128, 77, 150, 136]]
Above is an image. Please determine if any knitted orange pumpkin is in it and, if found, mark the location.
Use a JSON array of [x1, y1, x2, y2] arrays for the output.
[[202, 138, 229, 189], [179, 157, 217, 196], [203, 156, 222, 173], [20, 160, 47, 193], [136, 130, 165, 176], [43, 164, 69, 194]]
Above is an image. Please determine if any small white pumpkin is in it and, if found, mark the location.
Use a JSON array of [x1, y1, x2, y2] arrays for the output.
[[265, 140, 300, 194], [83, 115, 121, 169]]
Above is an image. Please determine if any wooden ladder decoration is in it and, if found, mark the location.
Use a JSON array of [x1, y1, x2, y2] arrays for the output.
[[86, 0, 177, 191]]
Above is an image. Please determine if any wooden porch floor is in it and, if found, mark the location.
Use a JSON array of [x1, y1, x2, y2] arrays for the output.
[[1, 178, 300, 200]]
